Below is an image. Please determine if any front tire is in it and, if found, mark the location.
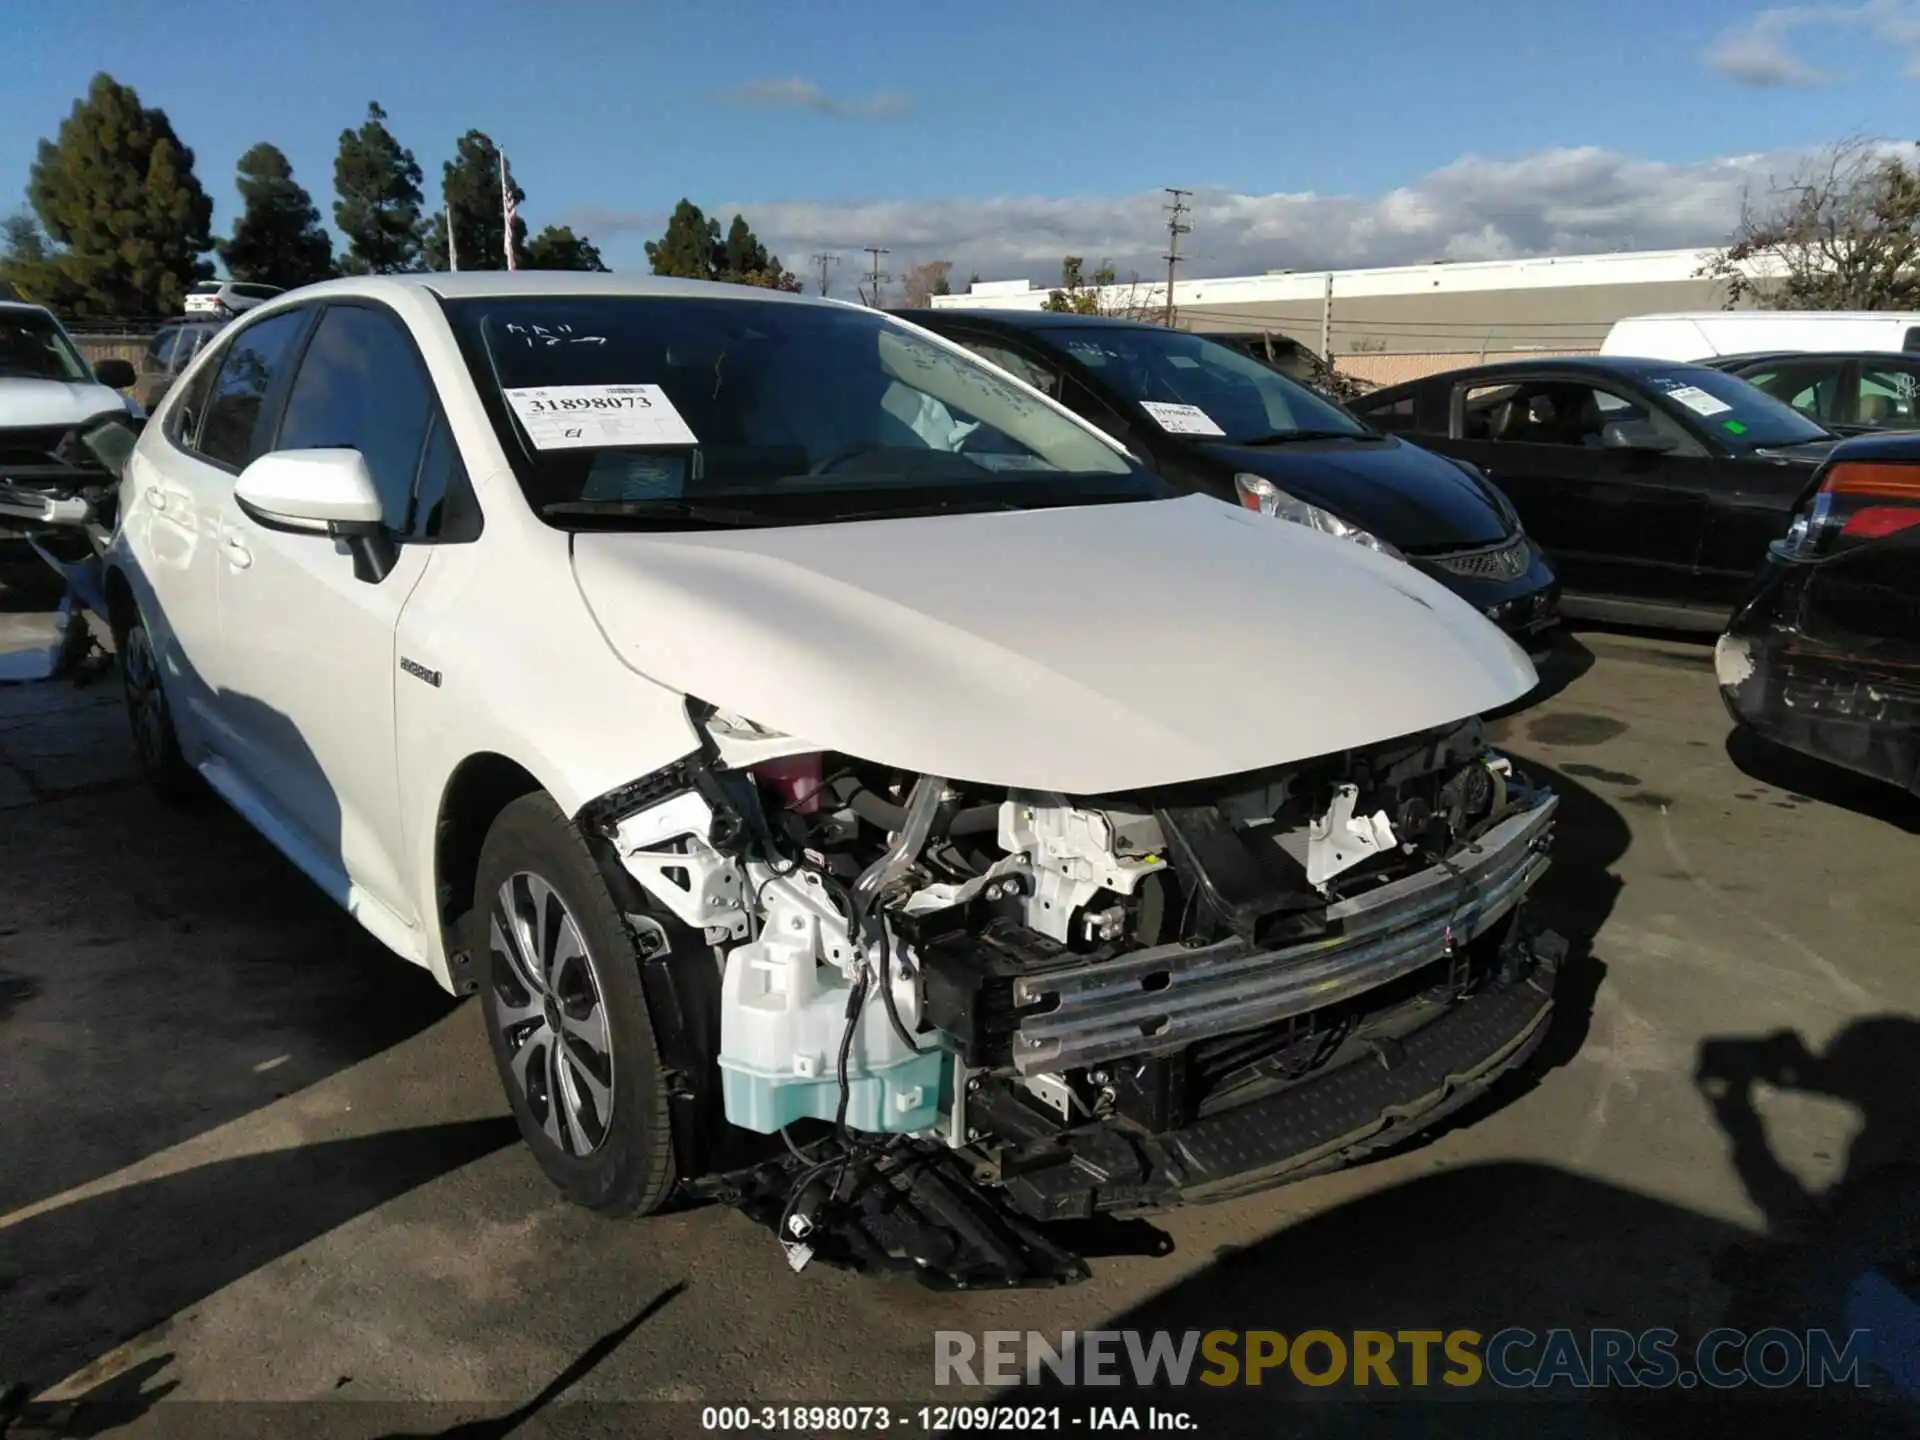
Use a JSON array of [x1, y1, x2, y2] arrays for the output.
[[471, 792, 679, 1215], [118, 616, 199, 802]]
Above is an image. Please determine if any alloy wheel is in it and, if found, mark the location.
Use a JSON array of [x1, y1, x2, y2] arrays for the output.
[[122, 626, 169, 773], [487, 871, 625, 1157]]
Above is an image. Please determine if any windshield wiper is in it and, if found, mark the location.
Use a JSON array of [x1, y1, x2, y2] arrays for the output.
[[539, 499, 775, 527], [1233, 428, 1381, 446]]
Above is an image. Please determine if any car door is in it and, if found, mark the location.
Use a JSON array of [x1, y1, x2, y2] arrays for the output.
[[1441, 376, 1712, 607], [213, 301, 441, 931], [125, 308, 313, 754]]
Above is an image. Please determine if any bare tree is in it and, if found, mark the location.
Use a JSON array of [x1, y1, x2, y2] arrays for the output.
[[898, 258, 953, 308], [1700, 138, 1920, 310], [1040, 255, 1164, 322]]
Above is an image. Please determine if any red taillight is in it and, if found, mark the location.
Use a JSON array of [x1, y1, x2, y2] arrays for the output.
[[1840, 504, 1920, 539], [1807, 460, 1920, 548]]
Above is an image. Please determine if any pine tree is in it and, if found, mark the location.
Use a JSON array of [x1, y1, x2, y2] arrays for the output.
[[645, 200, 799, 290], [333, 102, 425, 274], [25, 73, 216, 316], [523, 225, 608, 272], [220, 143, 334, 288]]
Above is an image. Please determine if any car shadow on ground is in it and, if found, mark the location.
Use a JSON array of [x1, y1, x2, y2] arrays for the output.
[[0, 636, 465, 1219], [1337, 758, 1626, 1172], [994, 1016, 1920, 1436], [1725, 727, 1920, 835], [0, 1118, 523, 1404]]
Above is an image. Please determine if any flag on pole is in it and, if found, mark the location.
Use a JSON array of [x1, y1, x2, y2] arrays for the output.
[[500, 152, 517, 271], [446, 206, 458, 272]]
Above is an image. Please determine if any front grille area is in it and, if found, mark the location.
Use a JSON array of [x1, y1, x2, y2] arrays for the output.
[[1430, 536, 1531, 581]]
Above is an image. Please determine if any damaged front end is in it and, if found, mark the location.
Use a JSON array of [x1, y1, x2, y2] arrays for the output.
[[580, 704, 1563, 1288]]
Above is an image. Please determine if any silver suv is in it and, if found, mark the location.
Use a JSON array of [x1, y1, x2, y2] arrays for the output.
[[181, 279, 283, 317]]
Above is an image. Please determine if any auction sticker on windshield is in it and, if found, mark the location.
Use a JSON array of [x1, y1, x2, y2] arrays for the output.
[[1662, 384, 1734, 418], [504, 384, 698, 450], [1141, 401, 1227, 437]]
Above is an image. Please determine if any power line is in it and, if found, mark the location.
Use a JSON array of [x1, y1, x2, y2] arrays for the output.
[[810, 252, 839, 297], [862, 246, 891, 308], [1162, 188, 1191, 327]]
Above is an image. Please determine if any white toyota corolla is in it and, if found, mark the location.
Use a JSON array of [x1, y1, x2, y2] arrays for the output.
[[106, 272, 1563, 1283]]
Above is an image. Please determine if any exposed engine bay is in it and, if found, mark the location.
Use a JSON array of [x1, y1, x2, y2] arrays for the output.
[[581, 702, 1563, 1288]]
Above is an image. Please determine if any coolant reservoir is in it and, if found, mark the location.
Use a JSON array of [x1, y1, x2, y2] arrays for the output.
[[717, 870, 946, 1134]]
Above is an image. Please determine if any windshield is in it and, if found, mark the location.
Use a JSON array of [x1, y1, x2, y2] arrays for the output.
[[1033, 324, 1371, 444], [443, 296, 1163, 526], [0, 310, 92, 383], [1642, 366, 1831, 450]]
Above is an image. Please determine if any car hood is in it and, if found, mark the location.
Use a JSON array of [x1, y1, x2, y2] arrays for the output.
[[1199, 435, 1511, 550], [1752, 438, 1842, 465], [570, 494, 1536, 794], [0, 377, 129, 430]]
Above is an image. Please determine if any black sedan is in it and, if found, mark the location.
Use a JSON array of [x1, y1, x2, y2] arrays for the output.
[[1718, 431, 1920, 793], [894, 310, 1561, 647], [1351, 356, 1837, 632], [1703, 350, 1920, 436]]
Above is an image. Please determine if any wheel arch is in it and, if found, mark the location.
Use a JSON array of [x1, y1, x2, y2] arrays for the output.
[[102, 565, 137, 639], [432, 751, 546, 994]]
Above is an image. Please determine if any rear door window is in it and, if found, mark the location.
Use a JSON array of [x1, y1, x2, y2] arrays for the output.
[[195, 309, 311, 469], [1740, 362, 1841, 422], [145, 327, 181, 371], [1856, 360, 1920, 429]]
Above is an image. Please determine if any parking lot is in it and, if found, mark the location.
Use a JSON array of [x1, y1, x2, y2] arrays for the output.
[[2, 602, 1917, 1434]]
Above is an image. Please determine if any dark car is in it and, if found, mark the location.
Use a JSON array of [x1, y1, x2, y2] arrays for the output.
[[894, 310, 1561, 647], [135, 314, 227, 412], [1350, 356, 1838, 632], [1718, 431, 1920, 793], [1703, 350, 1920, 436]]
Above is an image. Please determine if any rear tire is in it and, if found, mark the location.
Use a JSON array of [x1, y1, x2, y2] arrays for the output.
[[471, 792, 679, 1216], [118, 616, 199, 803]]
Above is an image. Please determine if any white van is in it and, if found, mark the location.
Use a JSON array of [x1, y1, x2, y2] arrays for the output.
[[1601, 311, 1920, 362]]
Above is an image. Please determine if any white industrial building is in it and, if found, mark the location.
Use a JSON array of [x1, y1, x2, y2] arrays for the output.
[[931, 247, 1748, 386]]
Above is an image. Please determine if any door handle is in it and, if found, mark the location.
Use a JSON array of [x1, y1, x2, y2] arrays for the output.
[[221, 535, 253, 569], [148, 488, 170, 512]]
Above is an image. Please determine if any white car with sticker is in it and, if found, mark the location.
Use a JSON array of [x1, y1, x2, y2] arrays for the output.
[[103, 273, 1563, 1277]]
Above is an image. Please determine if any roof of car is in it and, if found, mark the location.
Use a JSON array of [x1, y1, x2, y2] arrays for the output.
[[1713, 349, 1914, 366], [280, 271, 837, 307], [891, 307, 1166, 333], [0, 300, 54, 318]]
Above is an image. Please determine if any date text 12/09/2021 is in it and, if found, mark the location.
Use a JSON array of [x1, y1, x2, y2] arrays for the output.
[[700, 1405, 1195, 1432]]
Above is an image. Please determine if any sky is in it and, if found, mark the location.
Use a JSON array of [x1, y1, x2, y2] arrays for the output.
[[1, 0, 1917, 293]]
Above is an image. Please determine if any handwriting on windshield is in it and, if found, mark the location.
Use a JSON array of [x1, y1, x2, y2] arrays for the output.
[[504, 322, 607, 348]]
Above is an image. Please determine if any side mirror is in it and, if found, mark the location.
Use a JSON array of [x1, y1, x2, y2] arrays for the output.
[[1600, 418, 1677, 453], [234, 449, 397, 584], [93, 358, 136, 390]]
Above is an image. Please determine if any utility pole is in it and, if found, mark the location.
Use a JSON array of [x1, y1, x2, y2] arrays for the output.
[[1320, 272, 1334, 361], [1162, 188, 1191, 327], [863, 247, 891, 308], [810, 252, 838, 297]]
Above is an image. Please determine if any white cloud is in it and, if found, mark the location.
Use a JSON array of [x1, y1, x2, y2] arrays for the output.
[[720, 77, 910, 119], [1705, 0, 1920, 85], [562, 144, 1802, 287]]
